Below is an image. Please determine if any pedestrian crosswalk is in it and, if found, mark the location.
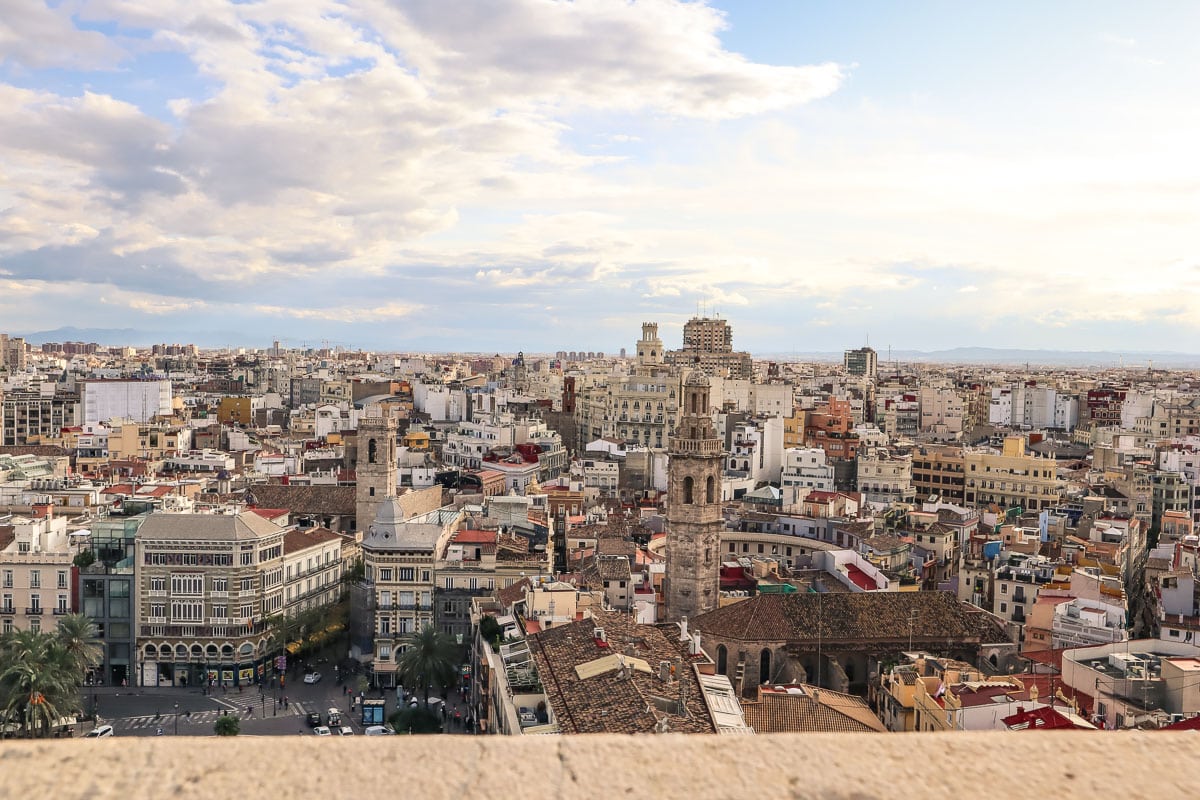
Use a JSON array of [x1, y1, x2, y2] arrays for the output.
[[114, 703, 305, 730]]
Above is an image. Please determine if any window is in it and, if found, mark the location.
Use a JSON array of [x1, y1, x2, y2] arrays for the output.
[[399, 568, 414, 581], [1, 619, 10, 634], [150, 603, 166, 618], [170, 601, 203, 622], [57, 571, 68, 589], [379, 568, 393, 582], [241, 577, 254, 592], [150, 577, 166, 592], [380, 617, 391, 635], [171, 574, 203, 595], [1, 571, 10, 588], [29, 594, 40, 612], [239, 604, 252, 619], [241, 551, 254, 566], [213, 604, 227, 618], [1, 593, 11, 613], [57, 595, 68, 613], [379, 645, 391, 660], [30, 570, 40, 589], [29, 617, 39, 633], [213, 578, 227, 593]]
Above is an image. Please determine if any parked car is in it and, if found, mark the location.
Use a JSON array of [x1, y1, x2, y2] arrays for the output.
[[363, 725, 394, 736], [84, 724, 114, 738], [326, 708, 341, 727], [337, 726, 354, 736], [306, 712, 322, 727], [303, 672, 322, 684], [313, 726, 332, 736]]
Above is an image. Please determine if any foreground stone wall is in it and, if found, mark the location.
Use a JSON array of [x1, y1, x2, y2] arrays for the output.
[[4, 733, 1193, 799]]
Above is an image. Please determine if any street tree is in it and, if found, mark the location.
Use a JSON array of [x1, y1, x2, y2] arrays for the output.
[[395, 626, 458, 708], [214, 714, 240, 736]]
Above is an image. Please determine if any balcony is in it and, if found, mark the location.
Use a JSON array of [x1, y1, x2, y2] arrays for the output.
[[149, 589, 167, 597], [53, 608, 69, 616], [25, 607, 42, 615]]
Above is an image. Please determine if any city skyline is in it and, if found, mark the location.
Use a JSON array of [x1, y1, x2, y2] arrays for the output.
[[2, 2, 1199, 353]]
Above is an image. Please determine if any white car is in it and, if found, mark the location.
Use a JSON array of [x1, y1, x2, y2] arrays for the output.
[[337, 726, 354, 736], [84, 724, 114, 738], [312, 726, 332, 736], [303, 672, 321, 684], [363, 725, 394, 736]]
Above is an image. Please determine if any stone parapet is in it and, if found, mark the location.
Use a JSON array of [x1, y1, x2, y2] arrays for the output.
[[6, 733, 1196, 799]]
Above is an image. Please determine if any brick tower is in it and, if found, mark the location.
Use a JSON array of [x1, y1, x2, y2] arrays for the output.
[[666, 368, 724, 621]]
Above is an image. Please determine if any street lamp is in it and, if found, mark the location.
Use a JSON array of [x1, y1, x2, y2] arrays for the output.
[[174, 703, 179, 736]]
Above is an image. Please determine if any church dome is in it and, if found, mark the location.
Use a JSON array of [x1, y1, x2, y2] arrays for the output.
[[684, 368, 710, 388]]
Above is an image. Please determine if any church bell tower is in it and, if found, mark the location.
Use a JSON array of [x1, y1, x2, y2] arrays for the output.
[[665, 368, 724, 621], [355, 410, 397, 534]]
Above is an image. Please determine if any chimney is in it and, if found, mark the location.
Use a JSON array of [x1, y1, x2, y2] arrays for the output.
[[679, 615, 689, 642]]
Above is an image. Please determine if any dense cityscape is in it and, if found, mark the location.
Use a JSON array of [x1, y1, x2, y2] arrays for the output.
[[2, 317, 1200, 739]]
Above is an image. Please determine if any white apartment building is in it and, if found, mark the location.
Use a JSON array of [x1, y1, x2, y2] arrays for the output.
[[856, 449, 915, 507], [281, 527, 345, 619], [80, 379, 172, 425], [781, 448, 835, 493], [0, 505, 73, 635]]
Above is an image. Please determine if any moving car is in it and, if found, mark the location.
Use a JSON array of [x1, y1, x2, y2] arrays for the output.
[[326, 708, 341, 727], [306, 712, 322, 727], [337, 726, 354, 736], [303, 672, 322, 684], [313, 726, 332, 736], [84, 724, 114, 738]]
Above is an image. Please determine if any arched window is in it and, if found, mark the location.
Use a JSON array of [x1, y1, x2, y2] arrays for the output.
[[717, 645, 728, 675], [759, 649, 772, 685], [706, 476, 715, 503], [683, 476, 694, 504], [845, 660, 856, 683], [743, 459, 750, 471], [367, 438, 378, 464]]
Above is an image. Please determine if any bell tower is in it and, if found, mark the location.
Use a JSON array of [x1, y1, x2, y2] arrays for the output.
[[355, 410, 397, 534], [666, 368, 724, 621]]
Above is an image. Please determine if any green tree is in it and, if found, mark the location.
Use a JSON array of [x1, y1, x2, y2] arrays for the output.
[[478, 615, 501, 643], [214, 714, 240, 736], [0, 630, 80, 738], [72, 550, 95, 570], [55, 614, 103, 678], [395, 626, 459, 708], [388, 706, 440, 734]]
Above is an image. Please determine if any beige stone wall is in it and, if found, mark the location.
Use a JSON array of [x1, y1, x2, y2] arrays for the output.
[[9, 733, 1196, 799]]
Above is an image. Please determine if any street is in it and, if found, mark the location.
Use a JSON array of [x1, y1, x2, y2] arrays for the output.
[[81, 668, 477, 737]]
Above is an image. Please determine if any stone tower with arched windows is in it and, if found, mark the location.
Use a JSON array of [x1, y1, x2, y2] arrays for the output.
[[355, 411, 397, 534], [666, 368, 724, 621], [636, 322, 664, 373]]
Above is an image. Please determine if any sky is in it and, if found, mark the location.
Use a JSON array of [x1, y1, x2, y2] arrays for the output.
[[1, 1, 1198, 354]]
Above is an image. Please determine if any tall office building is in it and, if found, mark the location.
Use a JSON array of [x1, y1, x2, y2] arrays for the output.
[[844, 346, 878, 378]]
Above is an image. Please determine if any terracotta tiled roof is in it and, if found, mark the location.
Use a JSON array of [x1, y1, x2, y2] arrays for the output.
[[283, 526, 343, 555], [741, 685, 885, 733], [243, 484, 357, 515], [529, 611, 716, 735], [0, 525, 15, 551], [692, 591, 1010, 646], [496, 577, 531, 608]]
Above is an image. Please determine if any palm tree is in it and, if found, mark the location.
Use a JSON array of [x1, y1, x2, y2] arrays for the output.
[[0, 630, 79, 738], [395, 626, 459, 708], [55, 614, 103, 679]]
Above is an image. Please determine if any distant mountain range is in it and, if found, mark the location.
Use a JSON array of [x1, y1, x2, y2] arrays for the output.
[[16, 328, 1200, 367], [17, 327, 251, 349], [761, 347, 1200, 368]]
